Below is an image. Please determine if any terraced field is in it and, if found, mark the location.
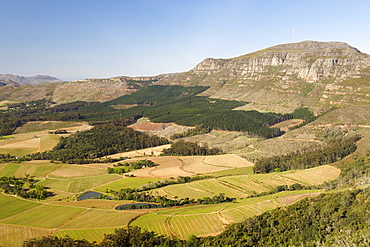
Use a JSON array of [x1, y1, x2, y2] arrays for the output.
[[130, 190, 321, 239], [147, 165, 340, 199]]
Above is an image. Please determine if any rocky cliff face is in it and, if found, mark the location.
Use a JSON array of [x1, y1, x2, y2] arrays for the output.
[[157, 41, 370, 113]]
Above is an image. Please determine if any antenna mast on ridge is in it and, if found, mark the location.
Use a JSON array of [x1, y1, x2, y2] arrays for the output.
[[292, 27, 295, 43]]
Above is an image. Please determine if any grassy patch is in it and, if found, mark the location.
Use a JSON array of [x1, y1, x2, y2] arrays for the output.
[[39, 134, 60, 152], [14, 121, 87, 134]]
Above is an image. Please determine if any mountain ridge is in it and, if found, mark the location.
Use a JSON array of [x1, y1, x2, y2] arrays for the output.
[[155, 41, 370, 113], [2, 41, 370, 113], [0, 74, 61, 85]]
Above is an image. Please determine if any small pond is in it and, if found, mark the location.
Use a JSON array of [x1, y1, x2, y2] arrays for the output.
[[115, 203, 162, 210], [78, 191, 103, 201]]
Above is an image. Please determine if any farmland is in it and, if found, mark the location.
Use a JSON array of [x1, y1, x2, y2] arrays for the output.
[[0, 150, 341, 245], [147, 165, 339, 199], [0, 118, 361, 246], [0, 121, 92, 156]]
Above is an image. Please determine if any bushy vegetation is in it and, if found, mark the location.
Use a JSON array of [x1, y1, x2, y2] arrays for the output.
[[107, 160, 158, 174], [254, 134, 360, 173], [0, 154, 31, 163], [137, 175, 212, 191], [162, 140, 222, 156], [170, 124, 211, 139], [323, 153, 370, 190], [30, 123, 169, 163], [0, 176, 47, 200]]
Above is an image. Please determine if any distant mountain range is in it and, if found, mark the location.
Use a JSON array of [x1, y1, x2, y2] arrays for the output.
[[1, 41, 370, 113], [0, 74, 61, 86]]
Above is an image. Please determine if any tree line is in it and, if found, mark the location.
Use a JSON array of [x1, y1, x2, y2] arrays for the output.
[[170, 124, 211, 139], [107, 160, 158, 174], [162, 140, 222, 156], [0, 176, 47, 200], [30, 123, 169, 163]]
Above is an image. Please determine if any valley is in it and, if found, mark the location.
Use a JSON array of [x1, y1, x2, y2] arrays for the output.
[[1, 41, 370, 246]]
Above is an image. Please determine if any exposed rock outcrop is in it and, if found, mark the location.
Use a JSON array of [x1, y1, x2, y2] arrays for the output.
[[157, 41, 370, 112]]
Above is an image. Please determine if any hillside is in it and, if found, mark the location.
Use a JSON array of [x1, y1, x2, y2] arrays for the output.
[[0, 74, 178, 103], [156, 41, 370, 113], [2, 41, 370, 112]]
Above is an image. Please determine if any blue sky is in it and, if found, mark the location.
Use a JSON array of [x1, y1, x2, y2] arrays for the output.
[[1, 0, 370, 81]]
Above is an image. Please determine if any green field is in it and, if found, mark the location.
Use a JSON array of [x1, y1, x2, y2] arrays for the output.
[[0, 164, 22, 177], [0, 194, 41, 220], [38, 174, 122, 193], [130, 192, 312, 239], [14, 121, 88, 134], [59, 209, 143, 229], [54, 228, 116, 243], [146, 166, 339, 200], [0, 162, 62, 178], [1, 204, 85, 229], [129, 213, 172, 236], [95, 177, 161, 192], [170, 213, 224, 238]]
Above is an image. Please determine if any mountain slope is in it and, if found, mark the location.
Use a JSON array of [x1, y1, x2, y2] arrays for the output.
[[0, 74, 61, 85], [156, 41, 370, 113]]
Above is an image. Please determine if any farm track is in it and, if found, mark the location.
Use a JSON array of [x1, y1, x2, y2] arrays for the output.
[[178, 157, 196, 174], [216, 208, 231, 225], [186, 183, 206, 192], [165, 216, 178, 238]]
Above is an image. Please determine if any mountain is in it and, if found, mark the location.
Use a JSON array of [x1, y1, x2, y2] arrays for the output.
[[0, 74, 179, 103], [0, 74, 61, 85], [2, 41, 370, 111], [155, 41, 370, 113]]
